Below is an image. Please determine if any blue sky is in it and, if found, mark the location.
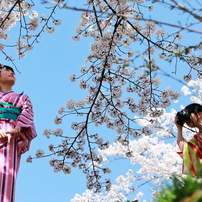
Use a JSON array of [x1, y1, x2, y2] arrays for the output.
[[0, 1, 201, 201]]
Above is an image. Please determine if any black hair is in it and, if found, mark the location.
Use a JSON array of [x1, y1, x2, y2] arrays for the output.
[[185, 103, 202, 115], [0, 64, 15, 74], [176, 103, 202, 126]]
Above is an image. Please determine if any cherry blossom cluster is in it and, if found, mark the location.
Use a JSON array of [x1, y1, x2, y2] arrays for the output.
[[181, 78, 202, 105], [71, 0, 202, 77], [69, 77, 202, 201], [31, 0, 202, 200], [71, 169, 145, 202], [41, 126, 112, 193], [0, 0, 61, 59]]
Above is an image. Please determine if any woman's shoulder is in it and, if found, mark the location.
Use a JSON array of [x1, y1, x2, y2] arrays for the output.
[[9, 92, 30, 102], [11, 91, 28, 97], [19, 93, 30, 101]]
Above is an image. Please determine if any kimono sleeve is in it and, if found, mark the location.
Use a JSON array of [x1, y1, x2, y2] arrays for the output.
[[15, 95, 37, 140], [176, 142, 183, 157]]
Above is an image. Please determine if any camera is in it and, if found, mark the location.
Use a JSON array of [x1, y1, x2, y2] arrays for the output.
[[176, 109, 191, 126]]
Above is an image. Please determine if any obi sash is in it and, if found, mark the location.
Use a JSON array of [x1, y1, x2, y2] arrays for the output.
[[0, 102, 21, 121]]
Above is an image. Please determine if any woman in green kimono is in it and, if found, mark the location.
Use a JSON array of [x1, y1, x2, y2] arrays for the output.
[[175, 103, 202, 176]]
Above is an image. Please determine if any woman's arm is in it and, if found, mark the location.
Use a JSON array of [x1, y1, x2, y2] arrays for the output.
[[177, 126, 184, 151], [14, 95, 37, 140], [175, 116, 184, 157], [9, 126, 22, 137]]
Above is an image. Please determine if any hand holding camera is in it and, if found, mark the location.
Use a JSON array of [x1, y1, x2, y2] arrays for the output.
[[175, 109, 191, 126]]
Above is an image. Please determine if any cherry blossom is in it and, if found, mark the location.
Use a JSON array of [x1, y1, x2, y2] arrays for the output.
[[2, 0, 202, 201]]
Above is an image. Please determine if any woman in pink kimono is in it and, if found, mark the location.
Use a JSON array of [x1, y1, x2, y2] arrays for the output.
[[0, 65, 37, 202], [175, 103, 202, 176]]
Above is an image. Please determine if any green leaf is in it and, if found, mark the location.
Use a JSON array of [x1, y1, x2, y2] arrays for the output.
[[185, 48, 191, 55], [154, 175, 202, 202], [123, 43, 129, 47], [173, 51, 180, 54]]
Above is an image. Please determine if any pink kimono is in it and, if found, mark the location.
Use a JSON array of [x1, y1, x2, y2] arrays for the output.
[[0, 91, 37, 202]]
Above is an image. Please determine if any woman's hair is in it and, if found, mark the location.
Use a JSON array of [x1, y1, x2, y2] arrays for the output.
[[185, 103, 202, 115], [0, 64, 15, 74]]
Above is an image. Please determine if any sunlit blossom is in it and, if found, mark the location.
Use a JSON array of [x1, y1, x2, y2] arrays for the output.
[[36, 149, 45, 158]]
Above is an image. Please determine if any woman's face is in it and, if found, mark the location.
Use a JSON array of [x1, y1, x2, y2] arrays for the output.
[[0, 68, 16, 85], [186, 113, 202, 128]]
